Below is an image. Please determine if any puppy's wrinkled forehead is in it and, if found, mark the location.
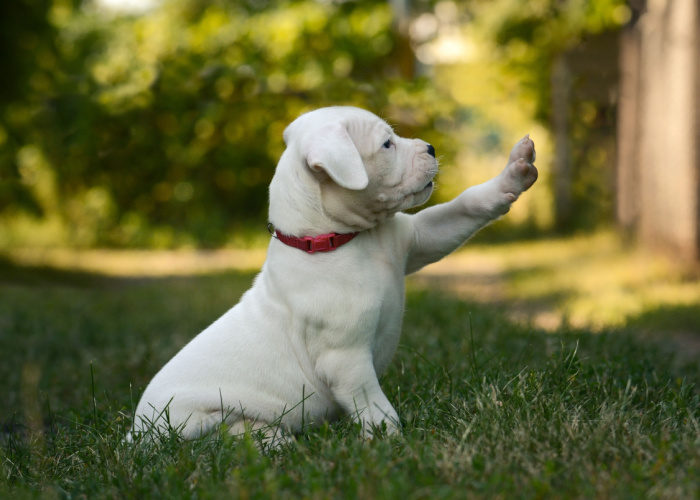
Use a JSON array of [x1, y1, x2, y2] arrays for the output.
[[283, 106, 391, 151]]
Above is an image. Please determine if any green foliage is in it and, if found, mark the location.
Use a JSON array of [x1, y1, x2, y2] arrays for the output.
[[0, 0, 74, 216], [0, 0, 459, 247], [1, 264, 699, 498], [468, 0, 628, 120], [0, 0, 637, 246], [465, 0, 628, 231]]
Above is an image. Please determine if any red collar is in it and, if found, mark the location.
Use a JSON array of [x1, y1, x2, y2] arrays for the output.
[[273, 229, 359, 254]]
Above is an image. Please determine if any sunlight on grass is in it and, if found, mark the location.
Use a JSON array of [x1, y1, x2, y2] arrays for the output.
[[4, 247, 267, 276], [498, 232, 700, 329], [413, 231, 700, 331]]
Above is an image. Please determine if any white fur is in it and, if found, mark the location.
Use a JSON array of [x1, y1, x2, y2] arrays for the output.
[[130, 106, 537, 442]]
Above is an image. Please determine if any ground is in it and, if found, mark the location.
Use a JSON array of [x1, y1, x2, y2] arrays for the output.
[[1, 232, 699, 498]]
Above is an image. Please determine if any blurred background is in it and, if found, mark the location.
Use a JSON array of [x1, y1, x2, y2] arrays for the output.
[[0, 0, 697, 261]]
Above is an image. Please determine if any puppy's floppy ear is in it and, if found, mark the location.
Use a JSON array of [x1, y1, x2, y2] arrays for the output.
[[305, 121, 369, 191]]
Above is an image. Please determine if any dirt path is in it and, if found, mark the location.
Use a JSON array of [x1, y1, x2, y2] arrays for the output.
[[410, 252, 566, 330], [6, 247, 268, 276], [6, 243, 699, 363]]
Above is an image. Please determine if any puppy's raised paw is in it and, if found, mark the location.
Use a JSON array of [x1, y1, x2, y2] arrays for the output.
[[508, 134, 536, 165], [502, 136, 538, 198]]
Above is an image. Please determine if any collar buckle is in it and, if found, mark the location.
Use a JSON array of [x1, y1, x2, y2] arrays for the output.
[[302, 235, 336, 253], [272, 228, 358, 254]]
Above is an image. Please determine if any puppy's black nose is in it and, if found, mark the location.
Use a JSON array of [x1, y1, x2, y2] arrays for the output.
[[427, 144, 436, 157]]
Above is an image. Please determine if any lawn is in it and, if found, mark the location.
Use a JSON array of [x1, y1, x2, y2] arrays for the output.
[[1, 237, 699, 498]]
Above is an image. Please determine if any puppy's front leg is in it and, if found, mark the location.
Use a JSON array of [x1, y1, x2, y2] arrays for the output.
[[406, 136, 537, 274], [317, 349, 400, 437]]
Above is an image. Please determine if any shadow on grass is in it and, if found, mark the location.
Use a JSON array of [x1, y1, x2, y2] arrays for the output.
[[626, 303, 700, 333], [0, 255, 117, 288]]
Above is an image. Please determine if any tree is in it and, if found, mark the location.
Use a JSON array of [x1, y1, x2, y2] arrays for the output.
[[0, 0, 78, 216], [463, 0, 628, 231], [616, 0, 700, 261], [0, 0, 459, 247]]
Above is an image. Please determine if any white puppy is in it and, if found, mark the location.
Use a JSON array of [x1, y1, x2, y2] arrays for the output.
[[130, 106, 537, 443]]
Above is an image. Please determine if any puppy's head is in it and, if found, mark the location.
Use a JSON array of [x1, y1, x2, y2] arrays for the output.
[[272, 106, 438, 232]]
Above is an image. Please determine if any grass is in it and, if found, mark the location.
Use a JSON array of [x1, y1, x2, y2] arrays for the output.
[[1, 239, 699, 499], [416, 231, 700, 332]]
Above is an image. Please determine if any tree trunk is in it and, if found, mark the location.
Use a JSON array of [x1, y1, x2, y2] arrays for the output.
[[551, 53, 573, 230], [616, 22, 642, 236], [616, 0, 700, 261]]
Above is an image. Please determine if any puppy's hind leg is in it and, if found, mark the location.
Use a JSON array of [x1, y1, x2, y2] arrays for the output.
[[226, 418, 293, 451], [165, 407, 291, 451]]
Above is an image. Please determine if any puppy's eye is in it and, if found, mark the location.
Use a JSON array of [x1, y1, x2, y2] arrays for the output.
[[382, 139, 392, 149]]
